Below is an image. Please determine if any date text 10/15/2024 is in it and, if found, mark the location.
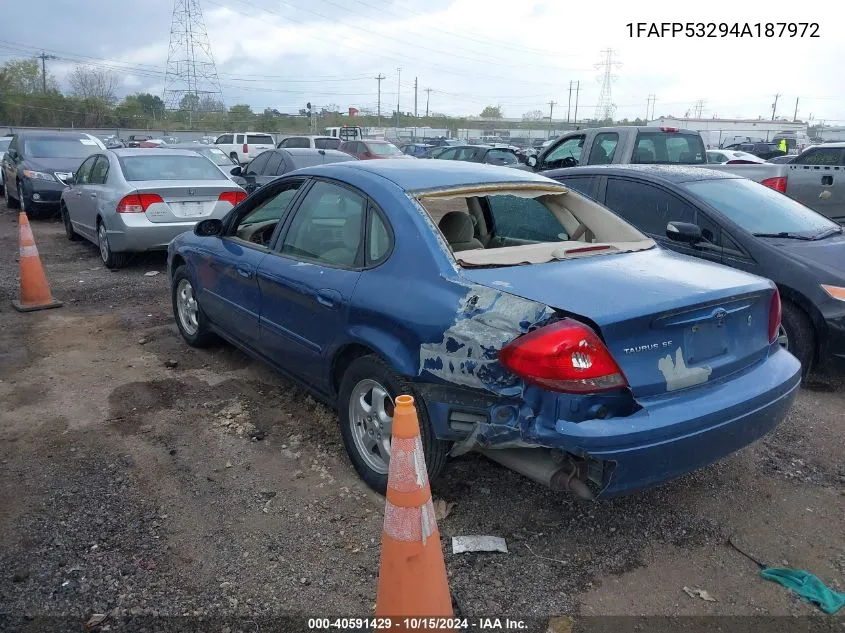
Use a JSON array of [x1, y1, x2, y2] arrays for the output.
[[308, 618, 529, 630], [627, 22, 819, 38]]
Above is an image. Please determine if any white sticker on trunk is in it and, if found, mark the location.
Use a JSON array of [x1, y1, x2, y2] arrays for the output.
[[80, 139, 98, 145], [659, 347, 712, 391]]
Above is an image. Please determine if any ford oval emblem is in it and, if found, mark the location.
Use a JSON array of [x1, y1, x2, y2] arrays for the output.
[[713, 308, 728, 326]]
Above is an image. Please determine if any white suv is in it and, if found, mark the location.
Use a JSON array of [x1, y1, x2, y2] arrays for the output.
[[276, 135, 342, 150], [215, 133, 275, 164]]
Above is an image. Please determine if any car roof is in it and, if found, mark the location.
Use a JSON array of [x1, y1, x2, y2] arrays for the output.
[[161, 143, 219, 149], [110, 148, 209, 158], [295, 157, 556, 191], [553, 164, 741, 184], [807, 141, 845, 148], [15, 130, 93, 139], [279, 135, 335, 140], [281, 148, 351, 157]]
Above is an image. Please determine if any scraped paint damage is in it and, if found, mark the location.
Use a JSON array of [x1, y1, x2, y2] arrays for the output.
[[419, 285, 555, 397]]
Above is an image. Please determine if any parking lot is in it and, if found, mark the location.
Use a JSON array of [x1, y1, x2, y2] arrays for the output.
[[1, 197, 844, 621]]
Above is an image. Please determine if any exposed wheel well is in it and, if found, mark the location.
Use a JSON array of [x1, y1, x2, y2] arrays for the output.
[[170, 254, 186, 277], [331, 343, 378, 395], [776, 284, 820, 360]]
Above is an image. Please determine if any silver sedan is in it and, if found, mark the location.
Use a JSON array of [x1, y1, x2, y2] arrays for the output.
[[60, 148, 247, 268]]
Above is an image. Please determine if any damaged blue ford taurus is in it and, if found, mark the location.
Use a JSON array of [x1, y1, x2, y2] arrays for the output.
[[167, 159, 801, 498]]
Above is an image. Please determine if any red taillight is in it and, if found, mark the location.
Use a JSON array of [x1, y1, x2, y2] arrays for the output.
[[219, 190, 247, 206], [659, 127, 679, 132], [242, 143, 248, 154], [499, 319, 628, 394], [761, 176, 788, 193], [116, 193, 163, 213], [768, 288, 782, 344]]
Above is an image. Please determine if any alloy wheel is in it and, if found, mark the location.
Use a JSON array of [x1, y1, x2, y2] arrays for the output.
[[348, 379, 394, 474]]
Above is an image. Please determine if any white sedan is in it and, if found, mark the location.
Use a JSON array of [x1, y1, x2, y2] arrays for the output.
[[706, 150, 766, 165]]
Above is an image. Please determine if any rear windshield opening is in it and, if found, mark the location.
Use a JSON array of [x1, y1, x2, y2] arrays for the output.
[[119, 155, 228, 181], [247, 135, 274, 145], [415, 186, 653, 267], [632, 132, 706, 165]]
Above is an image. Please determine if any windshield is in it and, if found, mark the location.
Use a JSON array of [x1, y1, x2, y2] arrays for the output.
[[118, 155, 227, 181], [368, 142, 402, 157], [685, 178, 840, 237], [0, 139, 11, 152], [201, 147, 235, 166], [25, 137, 99, 158], [314, 138, 341, 150], [485, 149, 517, 165], [632, 132, 706, 164]]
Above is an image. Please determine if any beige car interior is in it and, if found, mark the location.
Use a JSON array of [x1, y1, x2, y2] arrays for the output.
[[415, 183, 655, 266]]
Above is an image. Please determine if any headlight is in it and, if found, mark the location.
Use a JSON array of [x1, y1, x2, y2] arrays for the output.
[[821, 285, 845, 301], [22, 169, 56, 182]]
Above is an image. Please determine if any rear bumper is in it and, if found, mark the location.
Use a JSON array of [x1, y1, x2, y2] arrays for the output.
[[424, 346, 801, 497], [104, 214, 215, 252]]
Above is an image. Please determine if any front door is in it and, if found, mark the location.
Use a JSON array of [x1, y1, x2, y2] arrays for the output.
[[63, 155, 97, 238], [788, 147, 845, 222], [256, 179, 366, 389]]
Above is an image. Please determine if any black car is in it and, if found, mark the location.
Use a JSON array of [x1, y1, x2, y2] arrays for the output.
[[547, 165, 845, 373], [432, 144, 520, 167], [723, 142, 786, 160], [767, 155, 795, 164], [231, 148, 357, 194], [1, 131, 103, 218]]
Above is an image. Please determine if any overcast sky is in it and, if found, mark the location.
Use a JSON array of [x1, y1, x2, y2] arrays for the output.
[[2, 0, 842, 123]]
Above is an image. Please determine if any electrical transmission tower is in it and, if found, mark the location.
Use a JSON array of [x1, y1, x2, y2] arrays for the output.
[[162, 0, 225, 121], [594, 48, 621, 122], [693, 99, 705, 118]]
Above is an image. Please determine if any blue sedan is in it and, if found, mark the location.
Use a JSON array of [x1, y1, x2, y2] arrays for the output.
[[167, 159, 801, 498]]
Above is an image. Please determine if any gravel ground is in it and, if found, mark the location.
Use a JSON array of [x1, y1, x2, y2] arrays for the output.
[[0, 199, 843, 631]]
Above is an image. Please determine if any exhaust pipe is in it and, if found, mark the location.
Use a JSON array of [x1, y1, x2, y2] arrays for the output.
[[478, 448, 595, 500]]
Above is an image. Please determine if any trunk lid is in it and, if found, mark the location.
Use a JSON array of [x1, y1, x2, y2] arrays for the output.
[[132, 182, 238, 223], [460, 248, 774, 398]]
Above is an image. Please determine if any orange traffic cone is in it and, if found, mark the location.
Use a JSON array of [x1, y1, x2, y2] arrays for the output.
[[11, 212, 63, 312], [375, 395, 453, 629]]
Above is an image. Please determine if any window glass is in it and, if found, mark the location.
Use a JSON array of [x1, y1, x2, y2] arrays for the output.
[[201, 147, 236, 166], [485, 149, 517, 165], [455, 147, 477, 161], [234, 182, 302, 230], [368, 211, 391, 263], [605, 178, 696, 234], [89, 156, 110, 185], [437, 148, 459, 160], [235, 135, 245, 144], [543, 135, 585, 167], [282, 137, 310, 149], [75, 156, 97, 184], [0, 138, 11, 152], [488, 194, 568, 242], [707, 152, 726, 164], [24, 137, 98, 159], [314, 138, 341, 150], [695, 212, 721, 246], [367, 142, 402, 157], [216, 134, 233, 144], [247, 134, 274, 145], [684, 178, 839, 236], [118, 155, 225, 181], [794, 148, 844, 166], [556, 176, 595, 198], [722, 232, 743, 253], [264, 153, 285, 175], [588, 133, 619, 164], [244, 152, 271, 175], [280, 181, 366, 268], [633, 132, 706, 164]]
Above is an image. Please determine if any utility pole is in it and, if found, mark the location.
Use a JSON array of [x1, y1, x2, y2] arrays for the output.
[[375, 73, 385, 126], [771, 93, 780, 120], [793, 97, 799, 122], [567, 81, 573, 123], [573, 81, 580, 124], [425, 88, 432, 118], [414, 77, 418, 118], [396, 67, 402, 126], [548, 100, 556, 137], [37, 52, 57, 93]]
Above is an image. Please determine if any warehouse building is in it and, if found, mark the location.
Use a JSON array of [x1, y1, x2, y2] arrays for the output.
[[647, 116, 808, 148]]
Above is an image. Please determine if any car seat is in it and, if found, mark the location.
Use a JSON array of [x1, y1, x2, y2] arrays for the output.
[[321, 214, 363, 267], [438, 212, 484, 252]]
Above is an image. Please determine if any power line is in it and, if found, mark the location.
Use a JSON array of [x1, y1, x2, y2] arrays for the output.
[[375, 73, 385, 126], [36, 52, 57, 93]]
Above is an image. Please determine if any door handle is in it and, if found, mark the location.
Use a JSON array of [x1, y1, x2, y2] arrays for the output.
[[89, 192, 97, 198], [315, 289, 341, 309], [236, 267, 253, 279]]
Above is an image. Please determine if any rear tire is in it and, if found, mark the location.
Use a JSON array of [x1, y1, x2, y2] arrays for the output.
[[97, 220, 131, 269], [171, 265, 217, 348], [780, 299, 814, 376], [337, 355, 448, 495], [62, 205, 80, 241]]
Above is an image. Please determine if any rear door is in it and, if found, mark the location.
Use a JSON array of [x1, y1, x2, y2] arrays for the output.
[[601, 176, 723, 265], [241, 152, 271, 194], [786, 146, 845, 222], [256, 179, 366, 387], [257, 152, 284, 188], [83, 155, 111, 231]]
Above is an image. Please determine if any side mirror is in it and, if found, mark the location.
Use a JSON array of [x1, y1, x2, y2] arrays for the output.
[[230, 165, 242, 176], [527, 156, 538, 168], [195, 218, 223, 237], [666, 221, 702, 245]]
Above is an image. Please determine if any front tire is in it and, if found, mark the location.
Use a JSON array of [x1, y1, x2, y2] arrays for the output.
[[338, 355, 448, 494], [62, 205, 80, 240], [97, 220, 130, 269], [171, 265, 217, 348], [780, 299, 814, 376]]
